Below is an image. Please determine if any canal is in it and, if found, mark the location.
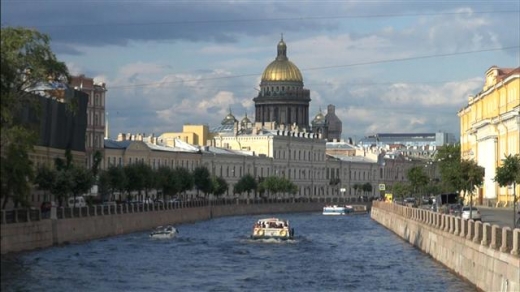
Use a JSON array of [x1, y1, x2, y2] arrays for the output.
[[1, 212, 476, 291]]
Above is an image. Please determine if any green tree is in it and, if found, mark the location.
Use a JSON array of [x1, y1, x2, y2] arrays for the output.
[[281, 178, 298, 195], [136, 163, 154, 200], [352, 183, 362, 197], [459, 159, 485, 206], [124, 163, 144, 201], [69, 165, 95, 207], [494, 154, 520, 187], [390, 182, 411, 201], [362, 182, 373, 197], [173, 167, 193, 199], [34, 164, 57, 202], [494, 154, 520, 226], [51, 169, 73, 207], [193, 166, 212, 197], [212, 176, 228, 197], [406, 166, 429, 199], [91, 150, 103, 178], [106, 166, 126, 201], [97, 170, 111, 201], [234, 174, 257, 198], [156, 166, 175, 200], [258, 176, 297, 198], [1, 27, 69, 208], [423, 181, 441, 198], [0, 128, 37, 209], [1, 27, 69, 153], [436, 144, 462, 192]]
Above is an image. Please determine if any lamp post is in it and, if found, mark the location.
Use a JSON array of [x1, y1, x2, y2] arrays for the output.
[[512, 182, 517, 228], [469, 180, 474, 219]]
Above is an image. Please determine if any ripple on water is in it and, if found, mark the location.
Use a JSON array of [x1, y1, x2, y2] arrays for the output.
[[1, 213, 478, 292]]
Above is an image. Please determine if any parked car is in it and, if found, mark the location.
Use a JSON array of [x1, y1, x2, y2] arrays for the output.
[[168, 198, 181, 203], [154, 199, 164, 205], [448, 204, 462, 216], [461, 206, 482, 221], [68, 196, 86, 208], [403, 197, 417, 207]]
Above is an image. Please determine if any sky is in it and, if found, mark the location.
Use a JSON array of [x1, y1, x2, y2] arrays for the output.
[[2, 0, 519, 142]]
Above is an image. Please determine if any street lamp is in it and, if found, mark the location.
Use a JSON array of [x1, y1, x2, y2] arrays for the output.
[[511, 182, 517, 228]]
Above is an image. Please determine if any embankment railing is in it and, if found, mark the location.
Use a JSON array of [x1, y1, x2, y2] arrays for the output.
[[1, 196, 371, 224], [373, 201, 519, 257]]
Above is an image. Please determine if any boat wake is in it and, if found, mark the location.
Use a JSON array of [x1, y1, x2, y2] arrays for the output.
[[244, 237, 299, 244]]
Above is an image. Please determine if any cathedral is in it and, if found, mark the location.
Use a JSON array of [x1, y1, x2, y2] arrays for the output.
[[214, 37, 342, 142]]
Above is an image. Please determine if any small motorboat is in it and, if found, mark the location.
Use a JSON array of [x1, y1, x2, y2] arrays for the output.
[[149, 225, 178, 239], [251, 218, 294, 240]]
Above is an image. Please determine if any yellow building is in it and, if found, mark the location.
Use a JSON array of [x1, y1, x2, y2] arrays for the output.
[[458, 66, 520, 206], [158, 124, 210, 147]]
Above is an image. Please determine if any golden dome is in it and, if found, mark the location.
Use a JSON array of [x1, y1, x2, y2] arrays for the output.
[[221, 109, 237, 125], [261, 38, 303, 83]]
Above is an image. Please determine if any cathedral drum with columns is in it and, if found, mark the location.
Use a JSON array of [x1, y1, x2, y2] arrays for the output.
[[253, 37, 311, 131]]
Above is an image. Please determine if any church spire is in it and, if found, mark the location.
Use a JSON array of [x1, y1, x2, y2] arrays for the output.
[[276, 34, 287, 61], [105, 112, 109, 139]]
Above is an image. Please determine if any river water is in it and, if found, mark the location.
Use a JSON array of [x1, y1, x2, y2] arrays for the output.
[[1, 212, 476, 292]]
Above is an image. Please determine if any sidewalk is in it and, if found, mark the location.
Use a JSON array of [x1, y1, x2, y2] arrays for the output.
[[477, 205, 515, 211]]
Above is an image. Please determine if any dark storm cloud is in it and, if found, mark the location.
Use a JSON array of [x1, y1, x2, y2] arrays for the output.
[[4, 0, 513, 51], [50, 43, 84, 56], [1, 1, 338, 48]]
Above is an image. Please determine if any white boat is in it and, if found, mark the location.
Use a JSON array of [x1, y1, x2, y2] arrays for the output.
[[149, 225, 178, 239], [251, 218, 294, 240], [323, 205, 366, 215], [323, 205, 353, 215]]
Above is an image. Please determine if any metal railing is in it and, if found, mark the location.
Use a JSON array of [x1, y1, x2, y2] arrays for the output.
[[1, 196, 373, 224]]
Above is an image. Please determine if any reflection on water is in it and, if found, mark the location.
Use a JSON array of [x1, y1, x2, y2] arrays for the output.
[[1, 213, 477, 292]]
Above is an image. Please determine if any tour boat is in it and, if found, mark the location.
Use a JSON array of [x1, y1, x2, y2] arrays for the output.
[[149, 225, 178, 239], [251, 218, 294, 240], [323, 205, 367, 215], [323, 205, 350, 215]]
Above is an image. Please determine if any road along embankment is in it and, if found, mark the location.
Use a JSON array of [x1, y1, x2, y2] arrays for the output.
[[371, 201, 519, 292]]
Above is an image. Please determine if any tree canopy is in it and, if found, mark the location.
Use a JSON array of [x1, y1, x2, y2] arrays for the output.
[[258, 176, 298, 197], [211, 176, 228, 197], [1, 27, 69, 208], [193, 166, 212, 196], [1, 27, 69, 152], [233, 174, 257, 197], [494, 154, 520, 187], [406, 166, 429, 196]]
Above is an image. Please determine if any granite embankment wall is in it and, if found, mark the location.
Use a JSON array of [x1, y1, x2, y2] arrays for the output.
[[2, 199, 361, 254], [371, 201, 520, 292]]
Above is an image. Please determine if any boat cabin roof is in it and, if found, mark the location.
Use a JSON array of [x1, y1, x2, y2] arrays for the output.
[[155, 225, 174, 230], [256, 218, 288, 224]]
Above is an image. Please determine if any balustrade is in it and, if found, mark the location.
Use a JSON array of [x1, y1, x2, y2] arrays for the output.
[[371, 201, 520, 258]]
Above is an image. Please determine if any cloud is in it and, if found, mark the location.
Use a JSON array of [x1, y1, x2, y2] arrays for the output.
[[4, 1, 516, 142]]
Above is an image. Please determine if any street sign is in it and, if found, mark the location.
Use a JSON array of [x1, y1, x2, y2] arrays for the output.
[[379, 184, 386, 191]]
